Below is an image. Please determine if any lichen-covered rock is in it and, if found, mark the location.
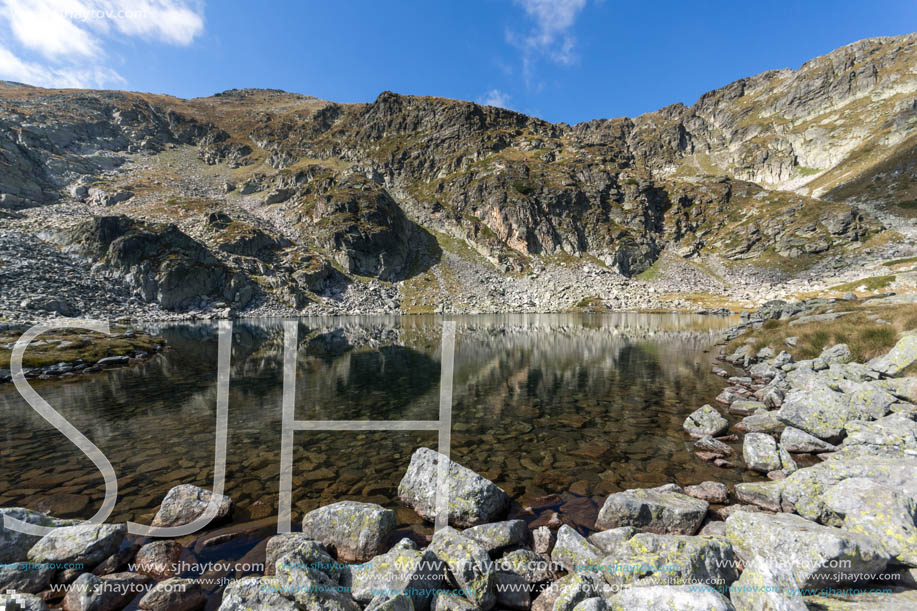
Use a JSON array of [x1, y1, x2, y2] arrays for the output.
[[820, 477, 917, 566], [428, 526, 496, 610], [0, 507, 77, 563], [552, 572, 605, 611], [399, 448, 509, 528], [551, 525, 603, 573], [780, 426, 838, 453], [776, 385, 850, 440], [816, 344, 852, 368], [430, 593, 476, 611], [595, 487, 708, 535], [0, 592, 49, 611], [366, 593, 415, 611], [684, 482, 728, 504], [599, 532, 738, 588], [275, 551, 360, 611], [0, 562, 54, 594], [571, 597, 605, 611], [743, 433, 783, 473], [151, 484, 232, 528], [869, 333, 917, 377], [462, 520, 528, 555], [694, 435, 734, 456], [725, 511, 890, 588], [730, 556, 806, 611], [134, 540, 181, 578], [301, 501, 395, 563], [218, 576, 299, 611], [27, 523, 125, 566], [683, 405, 729, 437], [344, 538, 445, 610], [608, 585, 735, 610], [586, 527, 637, 556], [735, 410, 784, 434], [837, 379, 897, 420], [497, 548, 557, 584], [265, 533, 339, 578], [62, 572, 151, 611], [839, 413, 917, 457], [735, 480, 785, 512]]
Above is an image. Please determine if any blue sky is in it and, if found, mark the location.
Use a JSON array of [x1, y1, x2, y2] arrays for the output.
[[1, 1, 915, 124]]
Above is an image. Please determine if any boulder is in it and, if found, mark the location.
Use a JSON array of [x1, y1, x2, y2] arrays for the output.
[[595, 487, 708, 535], [776, 385, 850, 440], [571, 598, 605, 611], [599, 532, 738, 588], [586, 527, 637, 556], [729, 400, 766, 416], [428, 526, 496, 610], [734, 481, 785, 512], [398, 448, 509, 528], [780, 426, 838, 453], [0, 507, 77, 563], [683, 405, 729, 437], [62, 572, 151, 611], [729, 556, 806, 611], [551, 525, 603, 573], [344, 538, 445, 610], [878, 377, 917, 402], [28, 523, 125, 566], [533, 526, 555, 555], [839, 413, 917, 457], [264, 533, 340, 579], [366, 594, 415, 611], [497, 548, 557, 584], [607, 585, 734, 611], [430, 593, 476, 611], [134, 540, 181, 578], [151, 484, 232, 528], [735, 410, 784, 434], [694, 435, 733, 456], [869, 333, 917, 377], [552, 572, 606, 611], [0, 592, 49, 611], [274, 550, 360, 611], [742, 433, 782, 473], [0, 561, 54, 594], [462, 520, 528, 555], [218, 576, 298, 610], [684, 482, 728, 504], [820, 477, 917, 566], [815, 344, 852, 369], [301, 501, 395, 563], [138, 577, 207, 611], [724, 511, 890, 588]]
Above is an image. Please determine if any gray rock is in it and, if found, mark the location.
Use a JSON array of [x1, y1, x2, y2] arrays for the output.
[[301, 501, 395, 563], [264, 533, 340, 580], [734, 480, 786, 512], [838, 379, 897, 420], [840, 413, 917, 457], [218, 576, 298, 611], [683, 405, 728, 437], [820, 477, 917, 566], [0, 562, 54, 594], [462, 520, 528, 555], [571, 598, 605, 611], [684, 482, 728, 504], [430, 593, 476, 611], [0, 507, 77, 563], [28, 523, 125, 566], [869, 333, 917, 377], [608, 585, 735, 610], [428, 526, 496, 610], [743, 433, 783, 473], [780, 426, 838, 453], [776, 385, 850, 440], [878, 377, 917, 402], [0, 592, 49, 611], [62, 571, 151, 611], [595, 487, 708, 535], [600, 532, 738, 588], [725, 511, 890, 588], [736, 410, 784, 434], [586, 527, 637, 556], [497, 548, 557, 584], [398, 448, 509, 528], [151, 484, 232, 528], [816, 343, 852, 368], [552, 572, 605, 611], [366, 594, 415, 611], [138, 577, 206, 611], [551, 525, 603, 573], [694, 436, 733, 456], [275, 550, 360, 611], [344, 538, 444, 610], [533, 526, 555, 555], [729, 399, 766, 415], [730, 556, 806, 611]]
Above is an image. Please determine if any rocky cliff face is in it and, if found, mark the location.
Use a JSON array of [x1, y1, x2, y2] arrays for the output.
[[0, 34, 914, 320]]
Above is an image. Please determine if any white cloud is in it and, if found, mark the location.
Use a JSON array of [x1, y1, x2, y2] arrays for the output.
[[479, 89, 512, 109], [507, 0, 587, 86], [0, 0, 204, 88]]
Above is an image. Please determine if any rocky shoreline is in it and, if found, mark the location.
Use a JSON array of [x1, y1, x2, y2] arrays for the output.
[[2, 300, 917, 610]]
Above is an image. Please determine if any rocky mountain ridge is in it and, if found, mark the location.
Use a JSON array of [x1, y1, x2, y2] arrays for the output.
[[1, 34, 916, 321]]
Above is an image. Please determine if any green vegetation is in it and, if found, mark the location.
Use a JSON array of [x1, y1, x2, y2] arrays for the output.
[[796, 166, 822, 176], [882, 256, 917, 268], [511, 181, 534, 196], [833, 275, 896, 292], [637, 259, 662, 281]]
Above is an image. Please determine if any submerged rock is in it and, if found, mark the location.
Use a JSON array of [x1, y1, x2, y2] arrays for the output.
[[595, 486, 708, 535], [301, 501, 395, 563], [398, 448, 509, 528]]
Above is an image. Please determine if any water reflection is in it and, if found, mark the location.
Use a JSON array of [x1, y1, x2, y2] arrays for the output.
[[0, 313, 740, 532]]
